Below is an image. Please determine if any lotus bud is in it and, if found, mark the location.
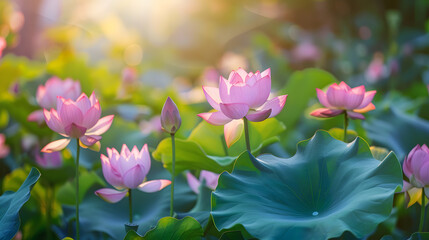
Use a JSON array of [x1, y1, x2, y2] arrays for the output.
[[161, 97, 181, 135]]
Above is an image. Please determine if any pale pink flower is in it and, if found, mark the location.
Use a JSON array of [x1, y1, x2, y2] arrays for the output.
[[122, 67, 137, 85], [310, 82, 376, 120], [198, 68, 287, 147], [161, 97, 181, 134], [36, 151, 62, 169], [186, 171, 219, 194], [0, 37, 6, 57], [365, 55, 388, 83], [139, 116, 162, 135], [95, 144, 171, 203], [403, 144, 429, 188], [292, 42, 320, 62], [0, 134, 10, 158], [41, 92, 114, 153], [28, 77, 81, 124]]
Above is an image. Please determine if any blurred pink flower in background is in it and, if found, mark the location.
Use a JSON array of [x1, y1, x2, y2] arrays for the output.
[[0, 37, 6, 57], [36, 151, 62, 169], [0, 134, 10, 158], [310, 82, 376, 120], [41, 92, 114, 153], [95, 144, 171, 203], [186, 170, 219, 194], [122, 67, 138, 85], [201, 67, 220, 87], [292, 41, 320, 62], [365, 53, 388, 83], [219, 52, 248, 74], [28, 77, 81, 124], [198, 68, 287, 147], [139, 115, 162, 135]]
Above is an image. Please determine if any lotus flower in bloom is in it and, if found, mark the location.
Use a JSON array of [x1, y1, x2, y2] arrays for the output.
[[95, 144, 171, 203], [0, 134, 10, 158], [28, 77, 81, 124], [186, 170, 219, 194], [310, 82, 376, 120], [402, 144, 429, 207], [41, 92, 114, 153], [36, 151, 62, 169], [198, 68, 287, 147]]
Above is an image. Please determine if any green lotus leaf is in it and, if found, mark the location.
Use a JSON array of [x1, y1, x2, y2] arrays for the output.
[[0, 167, 41, 239], [123, 217, 203, 240], [211, 131, 403, 240], [153, 118, 285, 174]]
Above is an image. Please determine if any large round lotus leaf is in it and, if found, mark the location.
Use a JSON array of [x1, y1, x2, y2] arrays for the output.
[[211, 131, 403, 240]]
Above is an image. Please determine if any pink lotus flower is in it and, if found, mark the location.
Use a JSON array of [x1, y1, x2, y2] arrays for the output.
[[41, 92, 114, 153], [365, 55, 388, 83], [0, 134, 10, 158], [198, 68, 287, 147], [28, 77, 81, 124], [402, 145, 429, 207], [0, 37, 6, 57], [95, 144, 171, 203], [310, 82, 376, 120], [291, 42, 320, 62], [186, 170, 219, 194], [161, 97, 181, 135], [36, 151, 62, 169]]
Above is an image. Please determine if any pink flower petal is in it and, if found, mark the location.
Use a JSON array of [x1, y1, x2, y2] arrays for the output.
[[316, 89, 332, 108], [186, 172, 200, 194], [81, 103, 101, 129], [219, 103, 249, 119], [354, 103, 376, 113], [41, 138, 71, 153], [122, 164, 145, 189], [197, 111, 232, 126], [86, 115, 114, 135], [80, 135, 102, 146], [75, 93, 92, 114], [95, 188, 127, 203], [224, 119, 244, 148], [326, 83, 347, 108], [200, 170, 219, 190], [250, 74, 271, 108], [44, 109, 66, 134], [140, 144, 151, 176], [65, 123, 87, 138], [356, 90, 376, 109], [260, 95, 288, 118], [60, 100, 84, 126], [310, 108, 343, 118], [344, 86, 365, 110], [202, 86, 222, 111], [419, 162, 429, 185], [101, 154, 123, 187], [233, 68, 247, 82], [138, 179, 171, 193], [28, 110, 45, 124], [347, 111, 365, 120], [339, 81, 351, 91], [121, 144, 131, 157], [246, 109, 272, 122]]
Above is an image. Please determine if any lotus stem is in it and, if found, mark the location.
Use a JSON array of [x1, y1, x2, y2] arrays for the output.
[[419, 189, 426, 232], [170, 133, 176, 217], [244, 117, 251, 152], [75, 138, 80, 240], [129, 189, 133, 223], [221, 135, 229, 156], [343, 112, 349, 142]]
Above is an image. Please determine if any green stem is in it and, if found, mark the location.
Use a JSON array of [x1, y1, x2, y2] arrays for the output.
[[343, 112, 349, 142], [220, 135, 229, 156], [170, 134, 176, 217], [243, 117, 251, 152], [46, 184, 53, 240], [419, 189, 426, 232], [75, 139, 80, 240], [129, 189, 133, 223]]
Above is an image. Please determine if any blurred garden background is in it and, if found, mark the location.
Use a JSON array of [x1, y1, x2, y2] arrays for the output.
[[1, 0, 429, 239]]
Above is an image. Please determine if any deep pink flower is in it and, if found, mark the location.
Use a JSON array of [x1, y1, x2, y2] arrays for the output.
[[310, 82, 376, 120], [0, 134, 10, 158], [403, 144, 429, 188], [161, 97, 181, 134], [36, 151, 62, 169], [198, 68, 287, 147], [0, 37, 6, 57], [95, 144, 171, 203], [186, 170, 219, 194], [41, 92, 114, 153], [28, 77, 81, 124]]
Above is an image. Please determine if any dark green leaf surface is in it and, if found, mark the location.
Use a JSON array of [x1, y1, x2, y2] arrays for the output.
[[212, 131, 403, 240]]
